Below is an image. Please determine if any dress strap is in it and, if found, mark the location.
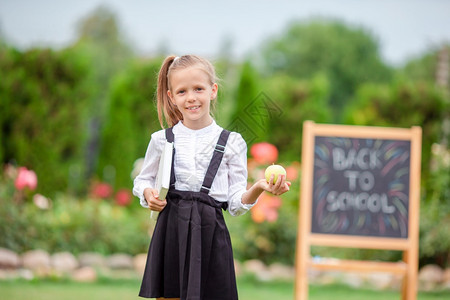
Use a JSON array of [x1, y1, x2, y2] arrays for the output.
[[200, 129, 231, 194], [165, 127, 176, 187], [165, 127, 174, 143]]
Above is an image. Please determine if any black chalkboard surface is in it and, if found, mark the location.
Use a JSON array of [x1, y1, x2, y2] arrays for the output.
[[311, 136, 411, 238]]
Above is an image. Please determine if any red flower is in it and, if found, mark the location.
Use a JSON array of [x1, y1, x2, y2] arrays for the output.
[[115, 189, 132, 206], [251, 193, 282, 223], [91, 182, 113, 199], [250, 142, 278, 165], [14, 167, 38, 191], [285, 162, 300, 181]]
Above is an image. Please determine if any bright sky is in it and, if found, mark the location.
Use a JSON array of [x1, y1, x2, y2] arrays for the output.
[[0, 0, 449, 65]]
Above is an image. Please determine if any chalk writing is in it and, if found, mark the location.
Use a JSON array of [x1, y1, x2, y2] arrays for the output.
[[311, 137, 411, 238]]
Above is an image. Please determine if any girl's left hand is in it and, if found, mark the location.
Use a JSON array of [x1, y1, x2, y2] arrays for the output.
[[260, 175, 291, 196]]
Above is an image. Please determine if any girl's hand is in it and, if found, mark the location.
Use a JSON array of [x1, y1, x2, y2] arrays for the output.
[[143, 188, 167, 212], [260, 175, 291, 196]]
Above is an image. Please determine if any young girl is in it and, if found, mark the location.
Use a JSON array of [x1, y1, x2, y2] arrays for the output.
[[133, 55, 290, 300]]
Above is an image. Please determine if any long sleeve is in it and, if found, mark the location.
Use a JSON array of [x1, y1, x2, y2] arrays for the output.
[[225, 132, 256, 216], [132, 130, 165, 208]]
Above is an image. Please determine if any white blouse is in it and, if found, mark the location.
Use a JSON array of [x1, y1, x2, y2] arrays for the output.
[[133, 120, 255, 216]]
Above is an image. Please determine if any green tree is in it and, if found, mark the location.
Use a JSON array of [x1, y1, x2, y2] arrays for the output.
[[0, 45, 92, 196], [71, 5, 133, 186], [344, 81, 448, 170], [260, 19, 392, 121], [264, 73, 332, 161], [399, 44, 450, 86], [227, 60, 266, 144], [97, 58, 163, 190], [213, 36, 238, 128]]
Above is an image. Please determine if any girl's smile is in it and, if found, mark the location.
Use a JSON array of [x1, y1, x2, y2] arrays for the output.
[[167, 66, 218, 130]]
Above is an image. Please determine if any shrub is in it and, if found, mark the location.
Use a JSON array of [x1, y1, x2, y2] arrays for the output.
[[97, 58, 164, 191], [0, 45, 93, 196], [0, 167, 150, 255]]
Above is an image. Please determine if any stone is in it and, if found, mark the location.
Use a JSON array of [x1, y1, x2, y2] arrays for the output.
[[234, 260, 242, 276], [315, 271, 342, 285], [443, 268, 450, 283], [268, 263, 295, 280], [51, 252, 79, 273], [243, 259, 267, 274], [106, 253, 134, 269], [0, 269, 18, 279], [0, 248, 21, 269], [419, 264, 444, 282], [0, 268, 33, 280], [389, 273, 404, 290], [19, 269, 34, 280], [72, 266, 97, 282], [439, 268, 450, 290], [78, 252, 106, 268], [133, 253, 147, 276], [341, 272, 365, 288], [307, 268, 322, 283], [242, 259, 272, 281], [418, 264, 444, 291], [367, 272, 394, 290], [22, 249, 51, 272]]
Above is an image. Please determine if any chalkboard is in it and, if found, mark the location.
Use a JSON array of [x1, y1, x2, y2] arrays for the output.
[[311, 136, 411, 238], [296, 122, 422, 300]]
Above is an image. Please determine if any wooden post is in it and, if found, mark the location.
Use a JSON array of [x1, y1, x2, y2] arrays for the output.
[[402, 126, 422, 300], [295, 121, 314, 300]]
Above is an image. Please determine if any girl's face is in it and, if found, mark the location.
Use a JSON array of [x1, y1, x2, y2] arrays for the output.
[[168, 66, 218, 130]]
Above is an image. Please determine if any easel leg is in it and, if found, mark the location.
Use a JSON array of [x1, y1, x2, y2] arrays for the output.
[[295, 238, 309, 300], [402, 250, 418, 300]]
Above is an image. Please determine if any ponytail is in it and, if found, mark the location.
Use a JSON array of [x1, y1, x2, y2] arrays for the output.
[[156, 56, 183, 128]]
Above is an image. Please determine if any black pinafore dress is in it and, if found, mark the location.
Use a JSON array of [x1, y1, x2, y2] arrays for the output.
[[139, 127, 238, 300]]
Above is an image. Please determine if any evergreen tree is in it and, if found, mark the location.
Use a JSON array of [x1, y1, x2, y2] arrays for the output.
[[97, 58, 163, 190], [0, 45, 92, 196], [71, 5, 133, 186], [261, 18, 392, 121], [228, 60, 267, 144]]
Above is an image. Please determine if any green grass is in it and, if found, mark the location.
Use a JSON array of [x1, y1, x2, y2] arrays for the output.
[[0, 276, 448, 300]]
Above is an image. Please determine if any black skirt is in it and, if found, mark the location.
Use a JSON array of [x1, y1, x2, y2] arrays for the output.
[[139, 189, 238, 300]]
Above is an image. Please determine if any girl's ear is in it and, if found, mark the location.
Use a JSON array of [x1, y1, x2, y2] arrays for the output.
[[211, 83, 218, 100], [167, 90, 175, 105]]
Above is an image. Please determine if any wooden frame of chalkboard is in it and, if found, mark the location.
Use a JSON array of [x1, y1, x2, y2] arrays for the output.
[[295, 121, 422, 300]]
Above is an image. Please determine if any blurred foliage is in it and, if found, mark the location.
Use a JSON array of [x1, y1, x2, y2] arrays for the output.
[[0, 10, 448, 267], [228, 60, 265, 143], [343, 80, 449, 183], [226, 160, 300, 265], [399, 45, 449, 85], [0, 172, 149, 255], [227, 175, 300, 266], [72, 6, 133, 189], [260, 18, 392, 120], [98, 58, 163, 190], [263, 73, 332, 161], [419, 144, 450, 267], [0, 45, 92, 196]]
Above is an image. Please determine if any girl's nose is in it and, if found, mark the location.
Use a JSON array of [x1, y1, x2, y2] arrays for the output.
[[187, 91, 196, 101]]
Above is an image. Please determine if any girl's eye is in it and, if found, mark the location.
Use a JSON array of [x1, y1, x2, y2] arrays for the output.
[[178, 90, 185, 94], [195, 87, 203, 91]]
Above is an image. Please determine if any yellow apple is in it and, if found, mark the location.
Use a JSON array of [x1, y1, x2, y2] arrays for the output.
[[265, 164, 286, 184]]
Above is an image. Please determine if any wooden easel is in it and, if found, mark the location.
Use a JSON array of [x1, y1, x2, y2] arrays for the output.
[[295, 121, 422, 300]]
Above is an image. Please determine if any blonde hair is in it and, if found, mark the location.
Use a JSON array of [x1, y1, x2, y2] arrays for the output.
[[156, 55, 218, 128]]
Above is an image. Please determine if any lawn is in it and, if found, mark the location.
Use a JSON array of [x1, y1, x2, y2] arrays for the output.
[[0, 276, 448, 300]]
